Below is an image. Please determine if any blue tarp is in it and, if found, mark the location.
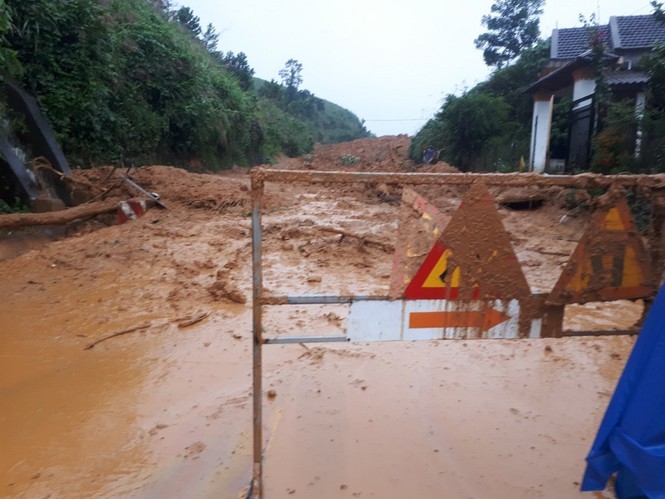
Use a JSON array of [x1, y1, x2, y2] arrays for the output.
[[582, 284, 665, 497]]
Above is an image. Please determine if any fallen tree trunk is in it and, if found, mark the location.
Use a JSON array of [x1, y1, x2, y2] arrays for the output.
[[0, 200, 118, 229], [317, 226, 395, 252]]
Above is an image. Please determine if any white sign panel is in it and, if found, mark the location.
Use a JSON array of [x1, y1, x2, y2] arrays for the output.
[[347, 299, 537, 341]]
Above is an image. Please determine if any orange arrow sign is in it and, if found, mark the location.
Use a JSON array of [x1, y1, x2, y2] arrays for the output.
[[409, 308, 510, 332]]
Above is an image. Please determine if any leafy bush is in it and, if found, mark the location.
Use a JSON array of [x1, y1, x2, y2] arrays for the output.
[[0, 196, 28, 214], [419, 91, 510, 171], [337, 154, 359, 166], [591, 100, 639, 173], [255, 77, 370, 147], [255, 99, 314, 158]]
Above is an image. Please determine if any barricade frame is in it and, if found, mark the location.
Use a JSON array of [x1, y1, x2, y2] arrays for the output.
[[248, 168, 664, 498]]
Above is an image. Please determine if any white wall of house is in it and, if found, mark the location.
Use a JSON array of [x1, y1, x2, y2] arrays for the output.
[[572, 69, 596, 109], [529, 93, 554, 173]]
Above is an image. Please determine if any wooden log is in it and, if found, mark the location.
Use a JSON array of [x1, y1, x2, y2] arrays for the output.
[[84, 322, 151, 350], [0, 200, 119, 229], [317, 226, 395, 252], [175, 311, 210, 328]]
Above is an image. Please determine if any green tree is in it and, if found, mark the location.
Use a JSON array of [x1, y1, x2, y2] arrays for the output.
[[222, 51, 255, 90], [653, 0, 665, 24], [475, 39, 550, 123], [6, 0, 257, 168], [201, 23, 219, 52], [147, 0, 174, 17], [643, 41, 665, 115], [174, 6, 201, 37], [3, 0, 369, 169], [0, 0, 20, 77], [278, 58, 303, 101], [436, 92, 510, 171], [257, 79, 283, 100], [408, 117, 447, 162], [591, 100, 639, 173], [638, 42, 665, 172], [412, 43, 550, 170], [474, 0, 544, 68]]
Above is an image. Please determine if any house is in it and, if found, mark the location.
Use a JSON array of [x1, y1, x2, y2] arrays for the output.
[[525, 15, 665, 173]]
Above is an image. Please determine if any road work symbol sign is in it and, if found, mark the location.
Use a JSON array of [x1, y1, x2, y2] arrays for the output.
[[548, 196, 655, 304]]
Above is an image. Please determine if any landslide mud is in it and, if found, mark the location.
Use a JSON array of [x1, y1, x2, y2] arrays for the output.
[[0, 137, 649, 498]]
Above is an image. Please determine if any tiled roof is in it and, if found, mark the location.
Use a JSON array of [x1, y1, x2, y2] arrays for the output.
[[605, 71, 649, 87], [552, 15, 665, 59], [529, 15, 662, 93], [612, 15, 665, 49], [552, 25, 610, 59], [524, 55, 645, 94]]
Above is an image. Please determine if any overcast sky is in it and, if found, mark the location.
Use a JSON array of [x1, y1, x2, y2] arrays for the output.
[[183, 0, 653, 137]]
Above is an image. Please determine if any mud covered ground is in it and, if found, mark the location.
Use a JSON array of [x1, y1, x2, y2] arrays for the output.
[[0, 137, 646, 498]]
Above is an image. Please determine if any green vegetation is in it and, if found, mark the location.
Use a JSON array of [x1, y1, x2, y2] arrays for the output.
[[0, 1, 20, 77], [474, 0, 544, 69], [411, 41, 549, 171], [0, 196, 27, 214], [0, 0, 369, 170], [255, 74, 371, 157], [337, 154, 360, 166], [279, 58, 304, 101], [585, 9, 665, 174], [414, 2, 665, 174]]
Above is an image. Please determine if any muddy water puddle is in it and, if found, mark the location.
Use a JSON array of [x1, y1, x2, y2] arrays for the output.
[[0, 253, 254, 498], [1, 289, 154, 497], [261, 196, 395, 298]]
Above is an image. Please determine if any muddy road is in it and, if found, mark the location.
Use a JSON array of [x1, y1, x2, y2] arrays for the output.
[[0, 137, 645, 498]]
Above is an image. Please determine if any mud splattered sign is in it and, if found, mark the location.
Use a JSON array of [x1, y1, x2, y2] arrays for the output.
[[404, 242, 480, 300], [347, 298, 523, 341], [404, 182, 530, 301], [548, 195, 655, 304], [388, 187, 449, 300], [349, 182, 534, 341]]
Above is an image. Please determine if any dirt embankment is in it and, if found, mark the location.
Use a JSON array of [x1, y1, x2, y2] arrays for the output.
[[271, 135, 459, 173]]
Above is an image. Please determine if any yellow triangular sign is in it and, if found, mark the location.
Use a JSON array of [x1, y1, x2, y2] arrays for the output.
[[548, 197, 655, 304]]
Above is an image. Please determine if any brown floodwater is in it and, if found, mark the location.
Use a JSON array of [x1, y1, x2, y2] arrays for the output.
[[0, 170, 645, 498], [1, 264, 633, 498]]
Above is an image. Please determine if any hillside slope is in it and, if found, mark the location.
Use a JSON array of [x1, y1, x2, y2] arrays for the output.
[[0, 0, 369, 171]]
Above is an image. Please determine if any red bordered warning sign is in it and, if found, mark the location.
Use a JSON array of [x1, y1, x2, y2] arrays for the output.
[[404, 241, 479, 299], [403, 182, 530, 302], [389, 187, 450, 299]]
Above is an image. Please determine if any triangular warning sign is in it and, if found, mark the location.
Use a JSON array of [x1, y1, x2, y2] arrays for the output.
[[404, 182, 530, 300], [404, 241, 480, 299], [548, 196, 655, 304], [389, 187, 450, 299]]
